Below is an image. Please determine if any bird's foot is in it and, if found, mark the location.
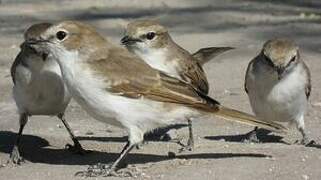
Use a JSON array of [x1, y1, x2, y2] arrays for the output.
[[135, 141, 148, 150], [7, 146, 24, 165], [178, 138, 194, 153], [294, 138, 316, 146], [75, 163, 137, 177], [65, 142, 91, 155]]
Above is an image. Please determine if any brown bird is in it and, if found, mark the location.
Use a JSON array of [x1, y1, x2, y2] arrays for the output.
[[27, 21, 286, 177], [122, 19, 233, 151]]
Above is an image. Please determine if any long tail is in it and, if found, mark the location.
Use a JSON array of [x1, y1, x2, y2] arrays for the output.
[[209, 105, 287, 133]]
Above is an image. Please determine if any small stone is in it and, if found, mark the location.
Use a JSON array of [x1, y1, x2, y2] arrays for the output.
[[56, 124, 63, 128], [302, 174, 309, 180]]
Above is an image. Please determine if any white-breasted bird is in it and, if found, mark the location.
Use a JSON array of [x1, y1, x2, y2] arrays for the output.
[[27, 21, 285, 176], [10, 23, 88, 164], [244, 38, 312, 144], [121, 19, 233, 151]]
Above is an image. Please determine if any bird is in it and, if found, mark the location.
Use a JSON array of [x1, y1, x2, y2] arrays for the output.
[[9, 22, 88, 164], [26, 21, 286, 177], [121, 19, 233, 151], [244, 38, 312, 145]]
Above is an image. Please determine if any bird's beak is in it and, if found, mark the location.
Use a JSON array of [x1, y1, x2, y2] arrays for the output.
[[121, 35, 142, 45], [276, 66, 285, 80], [25, 39, 49, 61]]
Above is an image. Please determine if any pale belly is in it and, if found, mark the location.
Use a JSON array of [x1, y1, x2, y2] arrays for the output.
[[247, 68, 307, 123], [13, 68, 70, 115]]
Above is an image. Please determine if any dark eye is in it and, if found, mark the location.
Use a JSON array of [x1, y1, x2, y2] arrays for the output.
[[56, 31, 67, 41], [146, 32, 156, 40]]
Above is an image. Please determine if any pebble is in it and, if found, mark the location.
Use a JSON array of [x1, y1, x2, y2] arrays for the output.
[[302, 174, 309, 180]]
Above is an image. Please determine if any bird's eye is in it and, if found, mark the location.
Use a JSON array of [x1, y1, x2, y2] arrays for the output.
[[56, 31, 67, 41], [146, 32, 156, 40]]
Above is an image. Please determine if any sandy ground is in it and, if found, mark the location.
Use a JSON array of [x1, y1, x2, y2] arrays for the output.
[[1, 0, 321, 179]]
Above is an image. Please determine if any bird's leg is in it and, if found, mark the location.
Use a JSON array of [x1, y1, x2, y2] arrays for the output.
[[8, 113, 28, 165], [297, 126, 315, 146], [57, 113, 90, 154], [179, 118, 194, 152], [76, 141, 136, 177], [294, 117, 315, 146], [242, 127, 260, 143]]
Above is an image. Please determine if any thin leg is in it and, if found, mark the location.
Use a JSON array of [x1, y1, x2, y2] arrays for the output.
[[242, 127, 260, 143], [179, 118, 194, 152], [295, 116, 315, 146], [76, 141, 135, 177], [9, 113, 28, 164], [57, 113, 89, 154], [298, 127, 309, 145]]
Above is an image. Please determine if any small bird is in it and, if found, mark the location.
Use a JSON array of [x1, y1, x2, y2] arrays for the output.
[[244, 38, 312, 145], [121, 19, 233, 151], [9, 23, 88, 164], [27, 21, 285, 177]]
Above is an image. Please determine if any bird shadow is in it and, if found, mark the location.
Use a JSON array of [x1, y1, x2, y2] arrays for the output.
[[0, 131, 269, 166], [78, 123, 188, 142], [204, 129, 288, 144]]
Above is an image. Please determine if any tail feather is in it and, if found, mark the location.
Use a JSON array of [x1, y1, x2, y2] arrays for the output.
[[212, 105, 287, 133]]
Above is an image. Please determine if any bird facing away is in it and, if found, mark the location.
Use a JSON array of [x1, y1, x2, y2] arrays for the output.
[[244, 38, 312, 145], [27, 21, 286, 177], [121, 19, 233, 151], [9, 23, 88, 164]]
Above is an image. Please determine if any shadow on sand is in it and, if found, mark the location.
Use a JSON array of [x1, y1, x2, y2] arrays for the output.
[[0, 131, 270, 166], [204, 129, 287, 144]]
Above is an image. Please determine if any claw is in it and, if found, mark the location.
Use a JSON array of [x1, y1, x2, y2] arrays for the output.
[[294, 138, 316, 146], [8, 146, 24, 165], [75, 163, 137, 177]]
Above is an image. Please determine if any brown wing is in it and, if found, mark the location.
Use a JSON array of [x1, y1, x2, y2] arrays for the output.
[[302, 61, 311, 99], [244, 58, 256, 94], [171, 45, 209, 94], [88, 47, 219, 108], [179, 60, 209, 94], [11, 48, 25, 84]]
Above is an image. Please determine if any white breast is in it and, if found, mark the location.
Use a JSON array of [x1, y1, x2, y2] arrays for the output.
[[13, 55, 71, 115], [246, 61, 308, 123], [132, 48, 180, 78]]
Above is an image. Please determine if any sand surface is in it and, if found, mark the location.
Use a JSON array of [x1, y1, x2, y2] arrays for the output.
[[1, 0, 321, 179]]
